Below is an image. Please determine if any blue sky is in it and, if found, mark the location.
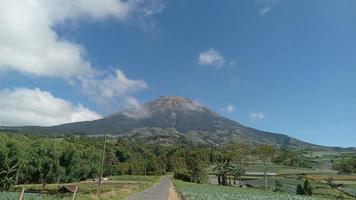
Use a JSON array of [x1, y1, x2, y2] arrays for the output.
[[0, 0, 355, 147]]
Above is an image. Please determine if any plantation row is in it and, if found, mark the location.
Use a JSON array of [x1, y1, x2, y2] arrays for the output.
[[175, 180, 329, 200]]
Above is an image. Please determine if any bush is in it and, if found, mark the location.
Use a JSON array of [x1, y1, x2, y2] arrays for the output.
[[296, 179, 313, 196], [174, 168, 191, 182], [273, 180, 283, 192], [303, 179, 313, 196], [296, 184, 305, 195]]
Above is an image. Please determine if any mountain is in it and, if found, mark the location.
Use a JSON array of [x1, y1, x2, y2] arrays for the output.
[[0, 96, 328, 149]]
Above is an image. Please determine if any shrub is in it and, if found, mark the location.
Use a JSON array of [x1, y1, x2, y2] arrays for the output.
[[174, 168, 191, 182], [273, 180, 283, 192], [296, 184, 305, 195]]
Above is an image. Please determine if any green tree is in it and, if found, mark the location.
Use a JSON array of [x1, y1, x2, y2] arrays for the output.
[[186, 150, 208, 183], [29, 140, 64, 189], [213, 158, 232, 186], [231, 164, 245, 185], [0, 164, 17, 192], [296, 179, 313, 196], [296, 184, 305, 195], [303, 179, 313, 196]]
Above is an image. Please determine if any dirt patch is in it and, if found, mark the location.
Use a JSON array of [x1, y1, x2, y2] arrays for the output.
[[169, 181, 182, 200], [120, 185, 133, 194], [102, 190, 117, 199]]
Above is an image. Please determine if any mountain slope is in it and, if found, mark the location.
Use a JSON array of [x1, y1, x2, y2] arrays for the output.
[[0, 96, 327, 149]]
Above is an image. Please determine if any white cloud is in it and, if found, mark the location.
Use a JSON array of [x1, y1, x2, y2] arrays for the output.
[[250, 112, 266, 121], [198, 48, 225, 67], [0, 88, 102, 126], [122, 97, 151, 119], [0, 0, 162, 78], [80, 69, 148, 105], [220, 105, 236, 113], [0, 0, 161, 108], [230, 79, 240, 86], [259, 6, 271, 15]]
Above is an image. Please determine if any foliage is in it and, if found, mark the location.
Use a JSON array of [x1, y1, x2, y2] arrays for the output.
[[273, 179, 283, 192], [0, 164, 17, 191], [173, 148, 208, 183], [296, 179, 313, 196], [333, 156, 356, 173], [0, 132, 213, 191], [273, 150, 316, 168], [303, 179, 313, 196], [297, 184, 305, 195], [174, 168, 191, 182]]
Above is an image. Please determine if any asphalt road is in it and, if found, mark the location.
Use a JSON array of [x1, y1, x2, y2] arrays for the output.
[[125, 176, 171, 200]]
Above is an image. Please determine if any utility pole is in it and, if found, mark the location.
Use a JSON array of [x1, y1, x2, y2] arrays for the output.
[[96, 131, 107, 199], [144, 145, 147, 177]]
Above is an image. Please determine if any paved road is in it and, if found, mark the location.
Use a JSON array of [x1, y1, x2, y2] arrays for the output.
[[125, 176, 172, 200]]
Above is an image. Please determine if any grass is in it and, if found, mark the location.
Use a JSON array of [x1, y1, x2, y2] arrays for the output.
[[174, 180, 330, 200], [8, 175, 161, 200]]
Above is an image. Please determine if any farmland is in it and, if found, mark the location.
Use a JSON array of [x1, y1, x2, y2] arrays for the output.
[[175, 180, 329, 200], [204, 149, 356, 199]]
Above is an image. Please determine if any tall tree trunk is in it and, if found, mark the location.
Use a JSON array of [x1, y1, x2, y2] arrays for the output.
[[222, 174, 226, 186]]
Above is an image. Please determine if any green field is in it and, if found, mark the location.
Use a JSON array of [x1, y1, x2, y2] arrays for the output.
[[175, 180, 330, 200]]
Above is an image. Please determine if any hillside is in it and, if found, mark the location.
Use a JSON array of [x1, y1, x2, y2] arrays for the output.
[[0, 96, 328, 149]]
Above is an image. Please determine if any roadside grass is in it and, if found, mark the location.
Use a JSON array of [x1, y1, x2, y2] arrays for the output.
[[8, 175, 161, 200]]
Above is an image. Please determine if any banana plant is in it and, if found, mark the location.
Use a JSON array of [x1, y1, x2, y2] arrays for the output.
[[0, 164, 18, 192]]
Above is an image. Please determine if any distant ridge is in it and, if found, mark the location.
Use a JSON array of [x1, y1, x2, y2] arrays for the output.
[[0, 96, 339, 150]]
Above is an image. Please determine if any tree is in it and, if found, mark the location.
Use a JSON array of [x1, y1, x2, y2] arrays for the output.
[[296, 184, 305, 195], [273, 179, 283, 192], [296, 179, 313, 196], [213, 156, 233, 186], [231, 164, 245, 185], [303, 179, 313, 196], [213, 157, 225, 186], [185, 150, 208, 183], [255, 144, 276, 190], [29, 140, 64, 190], [227, 143, 251, 165], [6, 137, 30, 184], [0, 164, 17, 192]]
